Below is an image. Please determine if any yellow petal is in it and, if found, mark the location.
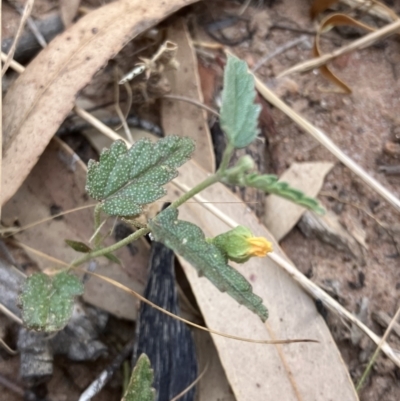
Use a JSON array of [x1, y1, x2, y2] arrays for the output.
[[246, 237, 273, 257]]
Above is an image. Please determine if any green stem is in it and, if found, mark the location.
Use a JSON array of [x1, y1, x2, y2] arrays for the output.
[[169, 173, 220, 209], [169, 143, 234, 210], [93, 204, 103, 248], [218, 143, 234, 174], [71, 227, 150, 268]]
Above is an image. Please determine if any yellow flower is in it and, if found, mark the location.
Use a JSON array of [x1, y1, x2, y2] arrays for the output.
[[246, 237, 273, 257], [210, 226, 273, 263]]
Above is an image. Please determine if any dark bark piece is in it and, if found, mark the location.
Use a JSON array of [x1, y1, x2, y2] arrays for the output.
[[133, 241, 198, 401]]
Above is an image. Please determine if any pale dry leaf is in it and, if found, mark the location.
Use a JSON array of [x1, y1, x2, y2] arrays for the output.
[[161, 17, 215, 173], [299, 210, 364, 262], [264, 162, 334, 241], [193, 330, 235, 401], [1, 0, 198, 206], [60, 0, 81, 27], [2, 138, 149, 320], [164, 160, 358, 401]]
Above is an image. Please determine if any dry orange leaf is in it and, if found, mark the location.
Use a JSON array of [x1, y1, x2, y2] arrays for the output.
[[314, 13, 376, 93], [1, 0, 198, 206]]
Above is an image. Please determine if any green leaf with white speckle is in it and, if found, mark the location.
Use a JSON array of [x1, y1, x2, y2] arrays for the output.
[[122, 354, 155, 401], [19, 271, 84, 332], [241, 173, 325, 214], [220, 55, 261, 149], [149, 208, 268, 321], [86, 137, 195, 216]]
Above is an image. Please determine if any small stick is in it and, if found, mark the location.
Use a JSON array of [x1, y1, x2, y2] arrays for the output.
[[252, 36, 309, 72], [278, 19, 400, 78], [78, 340, 134, 401], [73, 106, 129, 144], [2, 0, 35, 76]]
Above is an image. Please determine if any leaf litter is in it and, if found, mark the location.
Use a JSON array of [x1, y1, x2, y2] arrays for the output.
[[3, 0, 400, 399]]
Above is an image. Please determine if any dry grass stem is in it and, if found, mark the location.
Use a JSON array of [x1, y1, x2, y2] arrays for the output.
[[278, 19, 400, 77], [73, 106, 129, 144], [0, 52, 25, 74], [356, 304, 400, 390], [163, 94, 220, 116], [0, 302, 23, 325], [2, 0, 35, 76], [252, 36, 309, 72], [169, 361, 209, 401], [0, 338, 18, 355], [252, 73, 400, 213]]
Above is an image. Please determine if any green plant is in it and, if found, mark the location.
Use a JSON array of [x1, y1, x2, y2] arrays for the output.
[[19, 55, 324, 331]]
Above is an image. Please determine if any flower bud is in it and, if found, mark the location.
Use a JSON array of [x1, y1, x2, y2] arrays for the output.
[[210, 226, 273, 263]]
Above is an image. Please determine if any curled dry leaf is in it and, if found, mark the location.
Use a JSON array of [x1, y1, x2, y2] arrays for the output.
[[1, 0, 198, 206], [314, 13, 375, 93], [2, 138, 150, 320]]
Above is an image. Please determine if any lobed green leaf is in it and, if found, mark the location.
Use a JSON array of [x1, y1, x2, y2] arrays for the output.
[[122, 354, 155, 401], [19, 271, 84, 332], [86, 137, 195, 217], [149, 208, 268, 321], [243, 173, 325, 214], [220, 55, 261, 149]]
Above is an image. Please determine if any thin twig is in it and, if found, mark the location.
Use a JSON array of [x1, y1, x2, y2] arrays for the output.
[[0, 374, 24, 397], [0, 302, 23, 325], [0, 52, 24, 73], [2, 0, 35, 76], [9, 0, 47, 48], [79, 340, 134, 401], [251, 72, 400, 214], [356, 304, 400, 390], [163, 94, 220, 116], [114, 66, 133, 143], [252, 36, 309, 72], [171, 178, 400, 368], [169, 361, 209, 401], [238, 0, 252, 16], [73, 106, 129, 144], [278, 19, 400, 78]]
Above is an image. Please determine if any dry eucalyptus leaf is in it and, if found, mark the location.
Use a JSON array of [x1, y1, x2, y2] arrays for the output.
[[161, 17, 215, 173], [1, 0, 198, 206], [2, 138, 149, 320], [164, 160, 357, 401], [264, 162, 334, 241]]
